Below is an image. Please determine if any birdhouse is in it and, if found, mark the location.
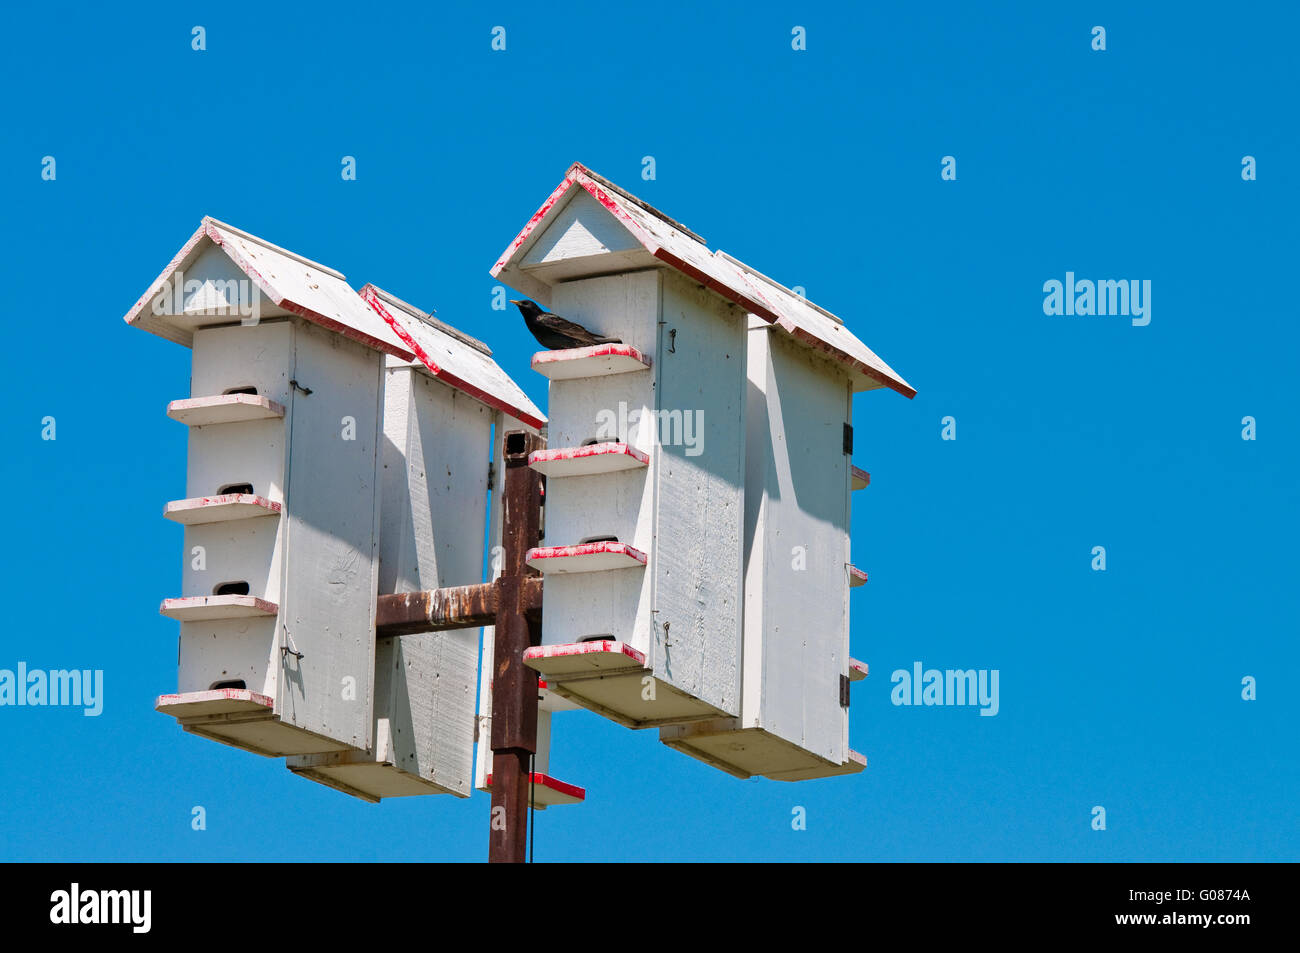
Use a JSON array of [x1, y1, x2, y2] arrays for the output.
[[286, 285, 546, 800], [494, 168, 751, 729], [494, 164, 914, 781], [128, 218, 413, 758]]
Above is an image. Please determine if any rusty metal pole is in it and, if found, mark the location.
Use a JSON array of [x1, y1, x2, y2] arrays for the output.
[[488, 430, 544, 863]]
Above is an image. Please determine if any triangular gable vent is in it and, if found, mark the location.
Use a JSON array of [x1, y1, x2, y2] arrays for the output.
[[123, 217, 415, 361]]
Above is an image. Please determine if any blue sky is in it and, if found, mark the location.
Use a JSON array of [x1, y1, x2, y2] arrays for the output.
[[1, 1, 1295, 861]]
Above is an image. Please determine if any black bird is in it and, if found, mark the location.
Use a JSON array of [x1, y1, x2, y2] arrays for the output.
[[511, 299, 622, 350]]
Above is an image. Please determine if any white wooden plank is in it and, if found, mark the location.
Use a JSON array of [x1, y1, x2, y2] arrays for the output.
[[155, 688, 274, 717], [160, 595, 278, 621], [528, 442, 649, 477], [287, 363, 490, 799], [766, 332, 851, 762], [650, 271, 745, 718], [167, 394, 285, 426], [531, 344, 651, 380], [740, 327, 853, 765], [378, 367, 486, 795], [163, 494, 281, 525], [275, 320, 382, 751], [523, 640, 648, 678], [526, 542, 648, 573]]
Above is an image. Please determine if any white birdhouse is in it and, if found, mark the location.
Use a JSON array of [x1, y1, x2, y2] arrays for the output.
[[127, 218, 412, 758], [286, 285, 546, 801], [493, 165, 914, 781], [130, 223, 549, 804]]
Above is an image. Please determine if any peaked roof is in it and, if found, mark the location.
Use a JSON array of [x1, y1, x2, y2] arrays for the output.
[[491, 163, 915, 398], [123, 217, 415, 361], [124, 219, 544, 426], [360, 284, 545, 429]]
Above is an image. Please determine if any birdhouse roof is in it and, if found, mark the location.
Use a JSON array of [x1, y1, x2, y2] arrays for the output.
[[123, 217, 416, 361], [360, 284, 545, 429], [491, 163, 915, 398]]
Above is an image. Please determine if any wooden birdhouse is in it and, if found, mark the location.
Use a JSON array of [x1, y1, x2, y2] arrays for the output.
[[493, 164, 914, 781], [286, 285, 546, 800], [128, 218, 412, 758], [494, 168, 750, 729]]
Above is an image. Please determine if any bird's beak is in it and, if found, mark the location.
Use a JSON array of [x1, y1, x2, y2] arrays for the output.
[[509, 299, 522, 306]]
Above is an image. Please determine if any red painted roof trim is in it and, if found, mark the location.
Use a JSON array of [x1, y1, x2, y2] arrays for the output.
[[361, 287, 545, 429]]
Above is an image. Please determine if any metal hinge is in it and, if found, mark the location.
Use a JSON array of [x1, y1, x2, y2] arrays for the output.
[[839, 674, 851, 708], [487, 460, 496, 490], [842, 423, 853, 456]]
